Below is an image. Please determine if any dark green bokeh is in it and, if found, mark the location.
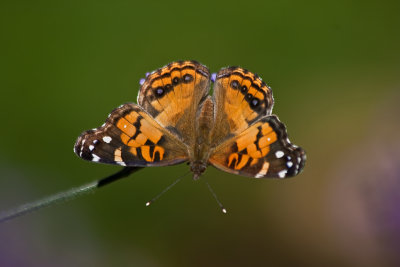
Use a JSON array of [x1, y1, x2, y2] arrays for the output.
[[1, 1, 399, 266]]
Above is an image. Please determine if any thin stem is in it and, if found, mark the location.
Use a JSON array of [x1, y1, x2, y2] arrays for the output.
[[0, 167, 143, 223]]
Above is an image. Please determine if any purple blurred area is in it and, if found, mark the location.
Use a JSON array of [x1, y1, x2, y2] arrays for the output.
[[328, 93, 400, 266]]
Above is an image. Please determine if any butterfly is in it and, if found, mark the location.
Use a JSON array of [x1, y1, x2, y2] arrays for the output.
[[74, 61, 306, 180]]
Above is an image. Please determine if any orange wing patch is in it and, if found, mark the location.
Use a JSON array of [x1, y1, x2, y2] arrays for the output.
[[210, 119, 277, 172], [74, 103, 188, 167], [115, 111, 165, 162]]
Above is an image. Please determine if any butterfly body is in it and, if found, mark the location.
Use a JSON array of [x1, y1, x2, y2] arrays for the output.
[[74, 61, 306, 180], [190, 96, 215, 179]]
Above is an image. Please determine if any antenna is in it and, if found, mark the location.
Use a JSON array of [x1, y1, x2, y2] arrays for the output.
[[145, 171, 190, 207], [205, 180, 227, 214], [0, 167, 143, 223]]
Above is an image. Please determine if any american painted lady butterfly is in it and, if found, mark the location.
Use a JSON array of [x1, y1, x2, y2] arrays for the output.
[[74, 61, 306, 180]]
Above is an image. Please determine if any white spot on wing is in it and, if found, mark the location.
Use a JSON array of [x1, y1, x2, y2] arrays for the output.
[[117, 161, 126, 166], [103, 136, 112, 143], [287, 161, 293, 168], [275, 151, 284, 158], [93, 140, 98, 144], [92, 154, 100, 162], [278, 170, 287, 178], [89, 145, 94, 151]]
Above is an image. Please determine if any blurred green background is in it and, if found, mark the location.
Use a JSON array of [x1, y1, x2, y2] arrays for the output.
[[1, 0, 399, 266]]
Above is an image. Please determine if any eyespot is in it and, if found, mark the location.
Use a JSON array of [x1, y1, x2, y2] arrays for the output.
[[230, 80, 239, 89], [250, 98, 259, 107], [155, 87, 164, 96], [172, 77, 180, 85], [245, 93, 253, 101], [183, 74, 193, 83], [241, 85, 248, 93]]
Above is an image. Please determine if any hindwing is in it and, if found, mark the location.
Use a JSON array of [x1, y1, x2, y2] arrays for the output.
[[74, 103, 188, 167], [209, 115, 306, 178]]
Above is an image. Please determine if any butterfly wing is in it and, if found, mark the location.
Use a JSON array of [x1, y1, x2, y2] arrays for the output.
[[210, 67, 274, 146], [74, 103, 188, 166], [209, 66, 305, 178], [209, 115, 306, 178], [137, 60, 210, 146]]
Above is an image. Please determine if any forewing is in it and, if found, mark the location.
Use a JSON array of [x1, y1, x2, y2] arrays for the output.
[[209, 115, 306, 178], [210, 67, 274, 146], [74, 103, 188, 167], [137, 60, 210, 146]]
